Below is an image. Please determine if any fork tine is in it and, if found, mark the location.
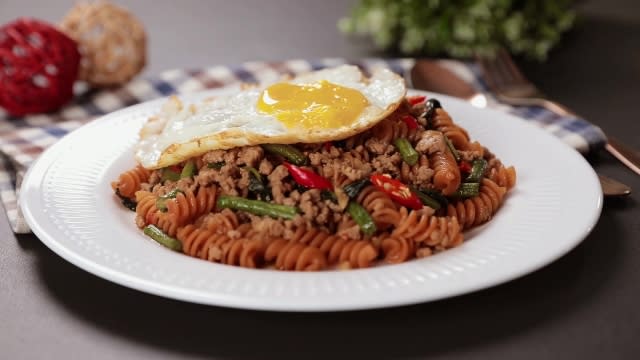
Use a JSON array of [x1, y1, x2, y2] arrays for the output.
[[497, 48, 527, 84], [478, 53, 504, 90], [491, 49, 520, 86]]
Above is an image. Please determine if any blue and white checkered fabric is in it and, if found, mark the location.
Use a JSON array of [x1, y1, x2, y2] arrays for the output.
[[0, 58, 606, 233]]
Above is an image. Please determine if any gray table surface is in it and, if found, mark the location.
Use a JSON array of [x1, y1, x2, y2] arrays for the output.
[[1, 1, 639, 359]]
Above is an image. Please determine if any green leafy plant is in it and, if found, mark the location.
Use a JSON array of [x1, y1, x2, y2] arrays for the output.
[[338, 0, 576, 61]]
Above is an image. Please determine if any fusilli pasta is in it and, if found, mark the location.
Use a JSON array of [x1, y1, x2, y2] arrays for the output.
[[115, 94, 516, 271]]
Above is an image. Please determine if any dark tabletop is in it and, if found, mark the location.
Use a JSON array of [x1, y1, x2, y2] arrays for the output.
[[1, 0, 639, 359]]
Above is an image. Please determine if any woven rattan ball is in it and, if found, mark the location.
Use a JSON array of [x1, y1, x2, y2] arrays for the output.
[[60, 1, 146, 87], [0, 18, 80, 116]]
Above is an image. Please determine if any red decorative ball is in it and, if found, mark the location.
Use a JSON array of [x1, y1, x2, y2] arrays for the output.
[[0, 18, 80, 116]]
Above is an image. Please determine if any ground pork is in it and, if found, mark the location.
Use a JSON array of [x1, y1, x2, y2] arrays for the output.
[[459, 149, 484, 162], [138, 106, 459, 238], [371, 152, 402, 175], [268, 164, 291, 204], [415, 130, 446, 154]]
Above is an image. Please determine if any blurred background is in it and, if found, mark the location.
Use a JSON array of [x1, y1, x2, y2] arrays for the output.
[[1, 1, 639, 359], [0, 0, 636, 72], [1, 0, 637, 144]]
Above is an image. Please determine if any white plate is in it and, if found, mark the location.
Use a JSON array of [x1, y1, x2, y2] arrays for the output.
[[20, 90, 602, 312]]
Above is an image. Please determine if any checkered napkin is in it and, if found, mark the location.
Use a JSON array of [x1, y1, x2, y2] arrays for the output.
[[0, 58, 606, 234]]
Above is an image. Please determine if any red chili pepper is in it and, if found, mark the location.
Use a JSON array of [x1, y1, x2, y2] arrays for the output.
[[459, 160, 472, 174], [402, 115, 419, 130], [369, 174, 423, 210], [283, 162, 333, 190], [169, 164, 183, 173], [408, 95, 426, 106], [323, 141, 333, 151]]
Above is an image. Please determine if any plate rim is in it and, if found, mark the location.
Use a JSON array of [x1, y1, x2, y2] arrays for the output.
[[19, 89, 603, 312]]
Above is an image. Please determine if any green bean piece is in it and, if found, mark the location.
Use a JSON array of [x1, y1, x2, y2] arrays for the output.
[[346, 201, 377, 237], [411, 187, 441, 210], [217, 196, 299, 220], [465, 158, 487, 183], [343, 178, 371, 199], [420, 188, 448, 208], [394, 138, 419, 166], [419, 188, 449, 208], [321, 190, 338, 203], [155, 189, 184, 212], [161, 168, 181, 182], [207, 161, 226, 170], [261, 144, 308, 165], [180, 160, 196, 179], [444, 135, 461, 162], [245, 166, 262, 182], [143, 225, 182, 251], [245, 167, 272, 201], [454, 182, 480, 198]]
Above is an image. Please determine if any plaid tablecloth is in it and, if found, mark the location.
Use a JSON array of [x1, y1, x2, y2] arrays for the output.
[[0, 58, 606, 233]]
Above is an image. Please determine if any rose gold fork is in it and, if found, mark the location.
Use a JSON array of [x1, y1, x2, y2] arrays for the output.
[[478, 48, 640, 177]]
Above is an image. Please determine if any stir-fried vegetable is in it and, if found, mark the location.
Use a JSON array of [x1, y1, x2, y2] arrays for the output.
[[161, 167, 181, 182], [459, 160, 472, 174], [369, 174, 423, 210], [261, 144, 308, 165], [161, 161, 196, 181], [343, 178, 371, 199], [443, 135, 461, 162], [282, 162, 333, 190], [321, 190, 338, 203], [394, 138, 419, 166], [408, 95, 426, 106], [401, 114, 419, 130], [217, 195, 299, 220], [156, 189, 184, 212], [114, 189, 137, 211], [419, 187, 449, 208], [465, 159, 488, 183], [143, 225, 182, 251], [454, 182, 480, 198], [245, 166, 272, 201], [180, 160, 196, 178], [411, 187, 441, 210], [346, 201, 377, 236], [207, 161, 226, 169]]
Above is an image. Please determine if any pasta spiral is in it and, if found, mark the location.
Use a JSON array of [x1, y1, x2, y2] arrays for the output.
[[112, 164, 151, 198], [429, 146, 461, 196], [200, 208, 240, 234], [326, 238, 379, 269], [176, 224, 265, 267], [487, 163, 517, 190], [431, 109, 471, 150], [135, 190, 179, 236], [164, 185, 217, 226], [370, 116, 420, 144], [447, 178, 507, 229], [264, 238, 328, 271], [356, 185, 400, 231], [288, 226, 379, 268], [135, 191, 157, 226], [380, 235, 416, 264], [392, 208, 464, 249]]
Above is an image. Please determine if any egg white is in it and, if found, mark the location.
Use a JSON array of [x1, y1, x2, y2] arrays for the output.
[[136, 65, 406, 169]]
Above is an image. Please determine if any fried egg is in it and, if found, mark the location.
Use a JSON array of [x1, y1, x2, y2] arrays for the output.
[[136, 65, 406, 169]]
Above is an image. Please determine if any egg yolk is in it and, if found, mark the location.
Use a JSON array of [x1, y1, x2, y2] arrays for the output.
[[257, 80, 369, 129]]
